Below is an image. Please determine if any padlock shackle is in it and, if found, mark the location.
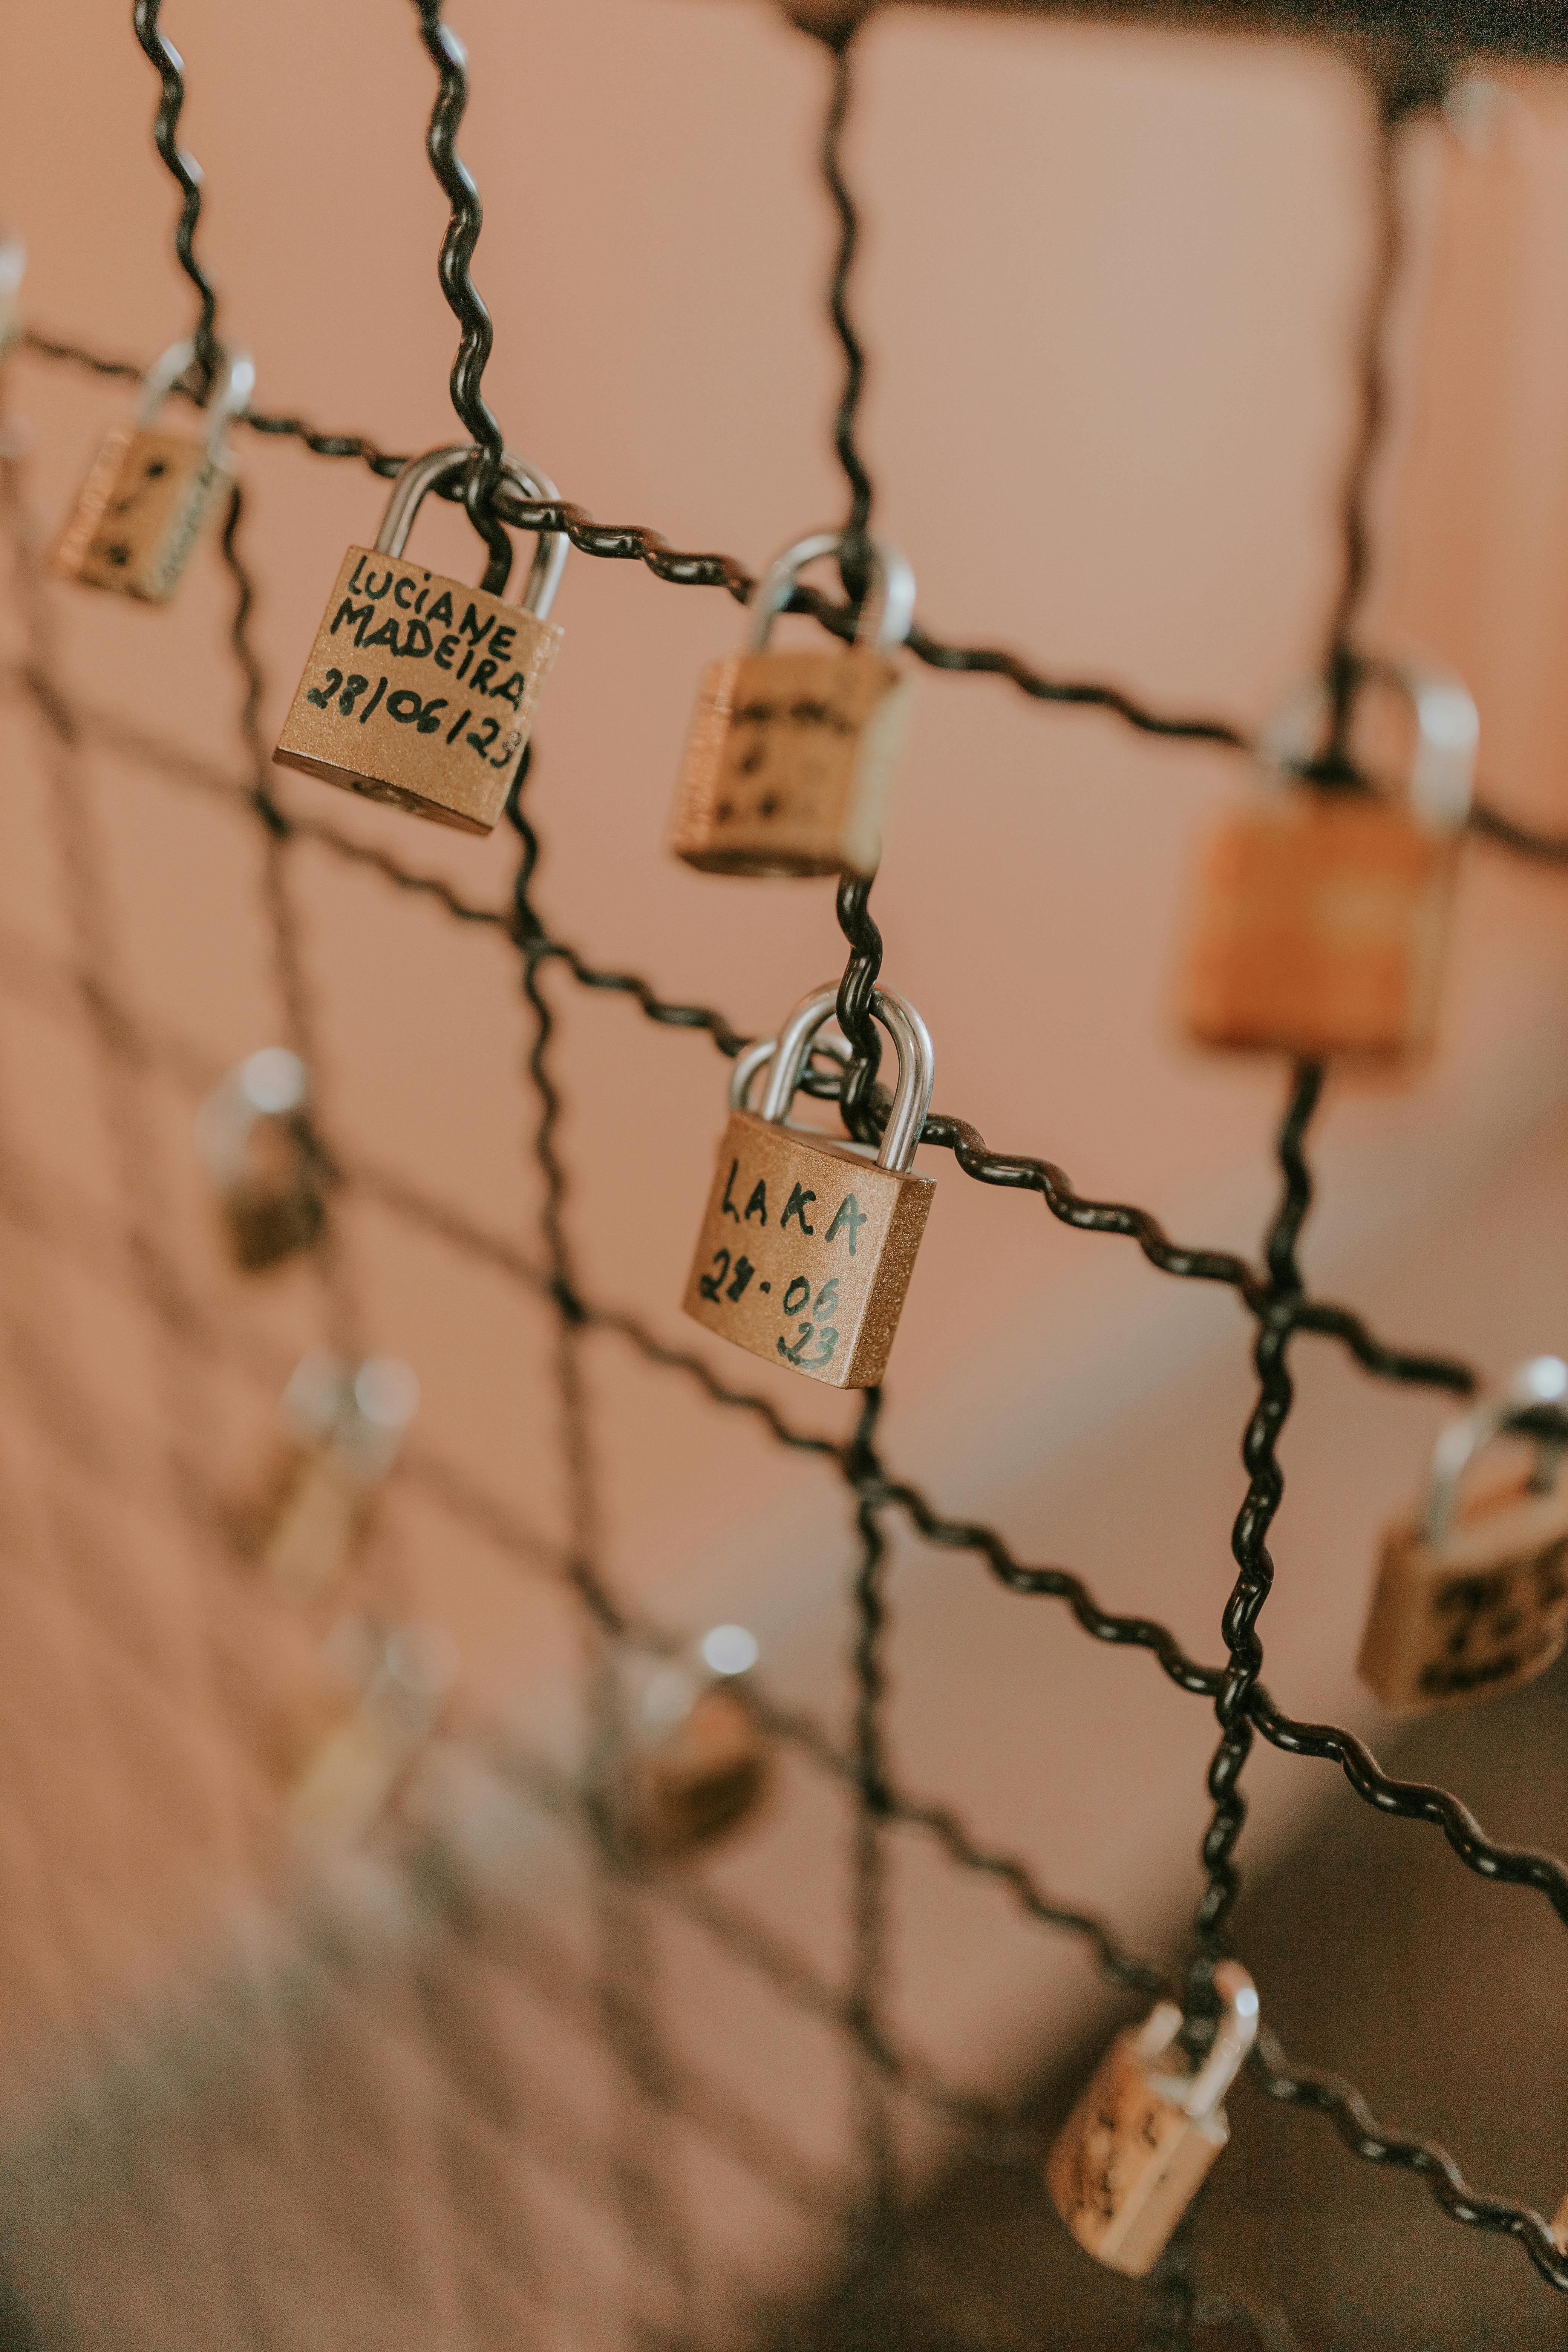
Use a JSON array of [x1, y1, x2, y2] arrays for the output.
[[1259, 657, 1477, 834], [755, 982, 934, 1174], [1423, 1355, 1568, 1547], [136, 337, 255, 463], [375, 443, 568, 617], [729, 1032, 850, 1113], [1146, 1960, 1259, 2125], [746, 529, 916, 657]]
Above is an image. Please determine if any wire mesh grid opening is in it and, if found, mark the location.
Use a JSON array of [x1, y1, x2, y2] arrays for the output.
[[3, 2, 1568, 2347]]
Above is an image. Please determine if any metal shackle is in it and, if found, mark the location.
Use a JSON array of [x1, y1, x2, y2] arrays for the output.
[[746, 528, 916, 657], [1423, 1355, 1568, 1547], [1143, 1961, 1260, 2124], [1259, 657, 1478, 835], [752, 981, 934, 1175], [375, 443, 568, 620], [729, 1031, 850, 1114], [137, 337, 255, 464]]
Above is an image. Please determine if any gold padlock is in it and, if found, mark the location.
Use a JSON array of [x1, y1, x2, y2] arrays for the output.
[[273, 444, 567, 835], [1359, 1355, 1568, 1715], [668, 529, 916, 878], [240, 1352, 419, 1602], [619, 1625, 771, 1861], [682, 982, 935, 1389], [290, 1619, 455, 1853], [1180, 660, 1476, 1060], [196, 1047, 325, 1274], [1047, 1962, 1259, 2278], [52, 337, 253, 603]]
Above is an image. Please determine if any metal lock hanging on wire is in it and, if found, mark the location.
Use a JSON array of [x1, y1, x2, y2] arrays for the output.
[[1180, 659, 1477, 1059], [290, 1619, 455, 1853], [1046, 1962, 1259, 2278], [668, 529, 916, 878], [618, 1625, 771, 1861], [1358, 1356, 1568, 1714], [682, 982, 935, 1388], [196, 1047, 325, 1274], [52, 337, 253, 603], [241, 1352, 419, 1602], [273, 444, 567, 835]]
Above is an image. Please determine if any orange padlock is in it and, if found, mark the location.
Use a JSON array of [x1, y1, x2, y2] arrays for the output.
[[1181, 661, 1477, 1061]]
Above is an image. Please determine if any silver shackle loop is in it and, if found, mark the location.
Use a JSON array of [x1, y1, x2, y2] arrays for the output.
[[1423, 1355, 1568, 1548], [1259, 657, 1478, 836], [375, 443, 569, 619], [137, 337, 255, 464], [747, 529, 916, 658], [753, 981, 934, 1175], [1145, 1961, 1260, 2125], [730, 1031, 850, 1113]]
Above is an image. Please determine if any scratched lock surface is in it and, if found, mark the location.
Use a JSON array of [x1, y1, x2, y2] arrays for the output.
[[669, 646, 911, 877], [681, 1109, 934, 1389], [53, 423, 230, 603], [1359, 1482, 1568, 1714], [273, 548, 561, 833]]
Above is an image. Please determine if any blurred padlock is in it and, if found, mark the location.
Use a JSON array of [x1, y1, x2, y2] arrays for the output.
[[273, 444, 567, 835], [1046, 1962, 1259, 2277], [52, 337, 252, 603], [1359, 1356, 1568, 1714], [669, 529, 916, 878], [682, 982, 935, 1388], [290, 1619, 456, 1853], [196, 1047, 325, 1273], [242, 1352, 419, 1602], [619, 1625, 771, 1861], [1180, 660, 1476, 1060]]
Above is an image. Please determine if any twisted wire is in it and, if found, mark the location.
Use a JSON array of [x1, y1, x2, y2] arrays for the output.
[[130, 1, 220, 400]]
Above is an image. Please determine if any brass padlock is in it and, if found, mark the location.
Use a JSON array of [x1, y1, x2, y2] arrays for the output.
[[273, 444, 567, 835], [1359, 1355, 1568, 1714], [1047, 1962, 1259, 2277], [196, 1047, 325, 1274], [290, 1619, 455, 1853], [682, 982, 935, 1388], [668, 529, 916, 878], [619, 1625, 771, 1860], [1180, 660, 1476, 1060], [52, 337, 253, 603], [240, 1352, 419, 1602]]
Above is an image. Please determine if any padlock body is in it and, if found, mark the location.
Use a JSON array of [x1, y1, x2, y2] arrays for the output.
[[628, 1688, 770, 1859], [243, 1442, 375, 1602], [1358, 1478, 1568, 1713], [290, 1699, 423, 1851], [53, 423, 231, 603], [1046, 2027, 1228, 2278], [682, 1109, 934, 1389], [219, 1119, 324, 1272], [669, 648, 911, 878], [273, 547, 562, 835], [1181, 796, 1457, 1059]]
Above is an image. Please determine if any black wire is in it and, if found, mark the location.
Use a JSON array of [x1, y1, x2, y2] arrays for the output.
[[130, 0, 221, 401]]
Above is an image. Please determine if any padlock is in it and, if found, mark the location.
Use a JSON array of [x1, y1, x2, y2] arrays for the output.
[[1180, 659, 1477, 1060], [619, 1624, 771, 1860], [1358, 1356, 1568, 1714], [240, 1352, 419, 1602], [196, 1047, 325, 1274], [1046, 1961, 1259, 2278], [273, 444, 567, 835], [682, 982, 935, 1388], [290, 1619, 455, 1853], [52, 337, 253, 603], [668, 529, 916, 878]]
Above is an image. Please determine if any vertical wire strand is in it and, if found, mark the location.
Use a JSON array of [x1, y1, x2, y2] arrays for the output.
[[130, 0, 221, 401], [842, 1392, 898, 2274]]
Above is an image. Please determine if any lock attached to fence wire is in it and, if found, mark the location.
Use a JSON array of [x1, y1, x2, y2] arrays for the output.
[[53, 337, 253, 603], [683, 983, 935, 1388], [669, 530, 916, 879], [1047, 1962, 1259, 2278], [1180, 660, 1476, 1060], [618, 1624, 771, 1860], [196, 1047, 325, 1274], [1358, 1357, 1568, 1715], [239, 1352, 419, 1601], [274, 444, 567, 835], [289, 1618, 455, 1853]]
